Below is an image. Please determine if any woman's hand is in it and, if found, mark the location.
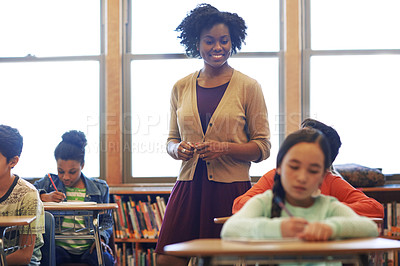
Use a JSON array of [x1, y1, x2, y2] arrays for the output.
[[297, 222, 333, 241], [40, 191, 66, 202], [174, 141, 196, 161], [280, 217, 309, 238], [195, 141, 228, 160]]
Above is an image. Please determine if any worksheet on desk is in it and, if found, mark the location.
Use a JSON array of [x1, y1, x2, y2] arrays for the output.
[[223, 237, 302, 243], [43, 201, 97, 206]]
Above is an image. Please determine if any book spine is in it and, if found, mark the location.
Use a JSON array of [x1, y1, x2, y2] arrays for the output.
[[139, 201, 155, 238], [122, 201, 134, 238], [151, 202, 163, 232], [145, 202, 158, 232], [113, 195, 126, 238], [119, 197, 130, 238], [388, 202, 392, 236], [127, 199, 141, 239], [156, 196, 166, 220], [135, 203, 148, 238], [112, 208, 122, 239]]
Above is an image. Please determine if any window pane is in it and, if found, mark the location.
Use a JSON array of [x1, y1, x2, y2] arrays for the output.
[[131, 59, 201, 178], [131, 0, 279, 54], [311, 0, 400, 50], [0, 0, 100, 57], [131, 58, 279, 178], [0, 61, 100, 177], [309, 55, 400, 174]]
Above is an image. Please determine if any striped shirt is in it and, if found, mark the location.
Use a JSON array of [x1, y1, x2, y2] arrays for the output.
[[55, 187, 92, 255]]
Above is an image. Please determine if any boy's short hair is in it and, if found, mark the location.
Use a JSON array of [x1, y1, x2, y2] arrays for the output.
[[0, 125, 23, 162]]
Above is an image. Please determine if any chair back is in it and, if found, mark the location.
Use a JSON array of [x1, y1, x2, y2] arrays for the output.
[[41, 211, 56, 266]]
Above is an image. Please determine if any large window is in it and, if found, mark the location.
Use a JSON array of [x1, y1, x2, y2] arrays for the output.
[[0, 0, 103, 178], [124, 1, 283, 181], [303, 0, 400, 174]]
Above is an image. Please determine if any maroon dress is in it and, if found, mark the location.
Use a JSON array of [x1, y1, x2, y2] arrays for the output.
[[155, 81, 251, 254]]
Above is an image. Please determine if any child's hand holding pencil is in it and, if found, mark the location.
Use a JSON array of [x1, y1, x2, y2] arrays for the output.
[[39, 174, 66, 202], [275, 196, 308, 238]]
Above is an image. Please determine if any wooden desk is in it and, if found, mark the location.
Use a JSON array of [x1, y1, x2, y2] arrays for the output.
[[44, 203, 117, 266], [0, 216, 36, 266], [0, 216, 36, 227], [164, 237, 400, 266]]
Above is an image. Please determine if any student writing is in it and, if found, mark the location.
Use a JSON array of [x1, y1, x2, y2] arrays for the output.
[[232, 118, 384, 218], [221, 128, 378, 246], [34, 130, 114, 266]]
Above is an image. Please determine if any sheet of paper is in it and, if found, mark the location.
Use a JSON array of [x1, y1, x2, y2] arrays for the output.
[[223, 237, 301, 243], [43, 201, 97, 206]]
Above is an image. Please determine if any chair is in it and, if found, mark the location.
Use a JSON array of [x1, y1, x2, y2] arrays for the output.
[[41, 211, 56, 266]]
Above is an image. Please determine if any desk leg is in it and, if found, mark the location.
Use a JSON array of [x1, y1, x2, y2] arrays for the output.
[[0, 239, 7, 266], [197, 257, 212, 266], [93, 212, 104, 266], [358, 254, 369, 266]]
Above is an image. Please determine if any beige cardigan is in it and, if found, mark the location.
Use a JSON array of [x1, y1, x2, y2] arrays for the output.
[[167, 70, 271, 183]]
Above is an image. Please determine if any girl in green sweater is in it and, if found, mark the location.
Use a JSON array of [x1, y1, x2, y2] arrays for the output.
[[221, 128, 378, 243]]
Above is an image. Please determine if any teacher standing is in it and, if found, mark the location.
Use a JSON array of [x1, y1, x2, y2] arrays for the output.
[[156, 4, 271, 266]]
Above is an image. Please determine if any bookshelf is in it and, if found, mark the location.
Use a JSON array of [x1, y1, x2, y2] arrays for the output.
[[109, 185, 172, 266], [360, 184, 400, 204], [109, 184, 400, 266], [359, 184, 400, 265]]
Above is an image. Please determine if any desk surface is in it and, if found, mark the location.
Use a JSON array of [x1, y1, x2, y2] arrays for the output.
[[43, 202, 118, 211], [0, 216, 36, 227], [164, 237, 400, 257]]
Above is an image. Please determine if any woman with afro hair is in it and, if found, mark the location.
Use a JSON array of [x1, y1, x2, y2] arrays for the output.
[[156, 4, 271, 266]]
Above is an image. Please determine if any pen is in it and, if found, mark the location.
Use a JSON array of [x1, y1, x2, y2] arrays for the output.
[[48, 173, 58, 192], [274, 196, 293, 217]]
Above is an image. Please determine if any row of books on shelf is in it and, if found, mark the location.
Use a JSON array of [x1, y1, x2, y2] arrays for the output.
[[116, 246, 156, 266], [112, 195, 167, 239], [383, 201, 400, 237], [369, 249, 398, 266]]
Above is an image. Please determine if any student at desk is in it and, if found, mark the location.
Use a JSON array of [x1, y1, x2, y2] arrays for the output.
[[0, 124, 45, 265], [232, 118, 384, 218], [221, 129, 378, 261], [34, 130, 114, 266]]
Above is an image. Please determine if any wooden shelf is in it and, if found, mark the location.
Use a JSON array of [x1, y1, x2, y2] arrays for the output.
[[358, 185, 400, 203], [360, 184, 400, 192], [110, 185, 172, 195], [114, 238, 158, 243]]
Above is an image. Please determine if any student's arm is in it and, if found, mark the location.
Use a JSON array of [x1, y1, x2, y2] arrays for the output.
[[222, 191, 283, 239], [6, 234, 36, 265], [34, 174, 66, 202], [323, 200, 379, 239], [322, 174, 384, 218], [232, 169, 276, 214]]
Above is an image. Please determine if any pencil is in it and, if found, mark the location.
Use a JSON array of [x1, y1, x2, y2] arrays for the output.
[[48, 173, 58, 192], [274, 196, 293, 217]]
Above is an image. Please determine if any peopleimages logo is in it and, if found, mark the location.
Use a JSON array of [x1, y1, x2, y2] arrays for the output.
[[86, 111, 287, 142], [86, 140, 168, 154], [86, 113, 171, 136]]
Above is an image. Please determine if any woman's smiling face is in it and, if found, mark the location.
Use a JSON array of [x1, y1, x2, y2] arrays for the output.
[[199, 23, 232, 69], [277, 142, 327, 208]]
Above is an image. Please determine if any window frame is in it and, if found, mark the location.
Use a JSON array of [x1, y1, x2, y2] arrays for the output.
[[301, 0, 400, 178], [0, 0, 107, 179]]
